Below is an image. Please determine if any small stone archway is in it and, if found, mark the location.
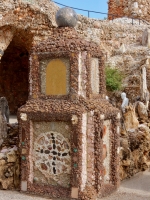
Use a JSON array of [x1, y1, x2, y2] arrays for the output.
[[0, 34, 31, 115]]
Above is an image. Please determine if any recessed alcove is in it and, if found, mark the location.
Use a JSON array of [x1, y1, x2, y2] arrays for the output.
[[0, 36, 29, 115]]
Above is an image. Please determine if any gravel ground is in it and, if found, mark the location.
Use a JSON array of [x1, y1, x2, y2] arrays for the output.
[[0, 171, 150, 200], [0, 190, 49, 200], [102, 191, 150, 200], [0, 189, 149, 200]]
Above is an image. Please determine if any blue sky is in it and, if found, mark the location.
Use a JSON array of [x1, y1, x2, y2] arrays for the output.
[[53, 0, 108, 19]]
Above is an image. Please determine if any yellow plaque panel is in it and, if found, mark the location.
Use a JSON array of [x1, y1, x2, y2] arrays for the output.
[[46, 59, 67, 95]]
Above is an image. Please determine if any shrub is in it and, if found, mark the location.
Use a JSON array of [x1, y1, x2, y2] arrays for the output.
[[105, 66, 123, 91]]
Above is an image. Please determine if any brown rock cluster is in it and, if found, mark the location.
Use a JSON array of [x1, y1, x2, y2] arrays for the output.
[[108, 0, 150, 22], [108, 0, 124, 19], [120, 109, 150, 180], [0, 123, 19, 190]]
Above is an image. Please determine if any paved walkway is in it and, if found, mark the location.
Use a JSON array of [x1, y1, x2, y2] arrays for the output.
[[103, 170, 150, 200], [0, 171, 150, 200]]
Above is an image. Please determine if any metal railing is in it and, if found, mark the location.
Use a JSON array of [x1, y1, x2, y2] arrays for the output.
[[52, 0, 108, 18], [52, 0, 150, 26]]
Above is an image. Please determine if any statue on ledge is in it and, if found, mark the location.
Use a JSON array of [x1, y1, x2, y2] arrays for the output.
[[121, 92, 129, 113], [0, 97, 9, 144]]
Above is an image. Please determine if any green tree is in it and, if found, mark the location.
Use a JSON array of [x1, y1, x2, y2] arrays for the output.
[[105, 66, 123, 91]]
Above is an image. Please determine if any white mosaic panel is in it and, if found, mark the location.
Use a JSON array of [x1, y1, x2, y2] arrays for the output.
[[78, 52, 83, 96], [78, 52, 86, 98], [103, 120, 111, 183], [91, 58, 99, 94], [81, 113, 87, 191], [29, 121, 34, 183]]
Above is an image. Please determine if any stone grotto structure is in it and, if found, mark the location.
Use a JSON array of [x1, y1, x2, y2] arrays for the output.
[[18, 13, 120, 198], [0, 0, 121, 198], [1, 0, 150, 199]]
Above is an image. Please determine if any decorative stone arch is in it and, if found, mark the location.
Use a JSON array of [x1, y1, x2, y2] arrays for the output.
[[0, 27, 14, 59], [0, 0, 58, 31], [0, 27, 33, 114], [0, 0, 58, 113]]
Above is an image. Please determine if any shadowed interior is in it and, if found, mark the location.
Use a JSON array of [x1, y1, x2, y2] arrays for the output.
[[0, 36, 29, 114]]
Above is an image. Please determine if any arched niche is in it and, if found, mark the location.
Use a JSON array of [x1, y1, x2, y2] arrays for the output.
[[0, 36, 29, 114], [46, 59, 69, 95]]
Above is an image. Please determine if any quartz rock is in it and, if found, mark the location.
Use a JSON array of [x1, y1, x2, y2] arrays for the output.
[[123, 105, 139, 131], [142, 29, 148, 46], [0, 177, 13, 189], [137, 102, 148, 120], [7, 150, 17, 163]]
